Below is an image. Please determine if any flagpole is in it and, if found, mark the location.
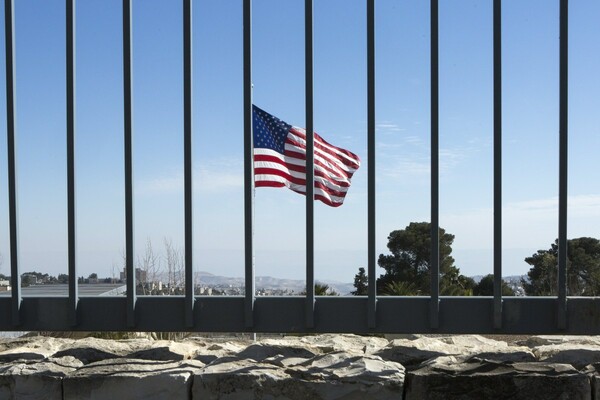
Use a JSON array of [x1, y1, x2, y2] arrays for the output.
[[251, 82, 256, 342]]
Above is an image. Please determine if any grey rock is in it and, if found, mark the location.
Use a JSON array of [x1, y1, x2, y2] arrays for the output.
[[0, 337, 68, 362], [236, 342, 319, 362], [405, 358, 591, 400], [298, 334, 388, 355], [194, 359, 294, 399], [0, 356, 83, 400], [591, 374, 600, 400], [375, 335, 535, 369], [519, 335, 600, 348], [53, 339, 125, 364], [52, 337, 202, 364], [290, 351, 404, 380], [263, 355, 311, 368], [194, 351, 405, 400], [128, 340, 200, 361], [63, 358, 204, 400], [188, 339, 246, 364], [533, 344, 600, 369], [52, 337, 140, 364], [581, 363, 600, 399]]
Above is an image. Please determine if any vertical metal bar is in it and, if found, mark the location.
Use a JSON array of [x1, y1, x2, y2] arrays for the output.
[[123, 0, 136, 327], [66, 0, 78, 326], [304, 0, 315, 329], [4, 0, 20, 326], [367, 0, 376, 329], [183, 0, 194, 327], [493, 0, 503, 330], [243, 0, 255, 329], [557, 0, 568, 330], [429, 0, 440, 329]]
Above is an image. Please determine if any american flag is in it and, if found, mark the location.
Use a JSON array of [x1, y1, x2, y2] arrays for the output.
[[253, 105, 361, 207]]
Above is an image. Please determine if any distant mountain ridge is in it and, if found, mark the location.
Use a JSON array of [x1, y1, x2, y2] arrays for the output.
[[196, 271, 354, 295], [195, 272, 527, 296], [471, 274, 527, 283]]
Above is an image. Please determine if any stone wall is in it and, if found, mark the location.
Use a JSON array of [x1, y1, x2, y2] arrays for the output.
[[1, 333, 600, 399]]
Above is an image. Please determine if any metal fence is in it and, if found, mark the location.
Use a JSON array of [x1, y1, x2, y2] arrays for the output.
[[1, 0, 594, 334]]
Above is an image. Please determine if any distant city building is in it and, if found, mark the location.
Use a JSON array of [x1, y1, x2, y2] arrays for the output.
[[198, 287, 213, 295], [0, 280, 10, 292], [120, 267, 147, 283]]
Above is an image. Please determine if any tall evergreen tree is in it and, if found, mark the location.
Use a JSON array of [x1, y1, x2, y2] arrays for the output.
[[351, 267, 368, 295], [523, 237, 600, 296], [377, 222, 473, 295]]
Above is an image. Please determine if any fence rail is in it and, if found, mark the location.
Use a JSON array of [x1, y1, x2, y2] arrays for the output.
[[2, 0, 591, 334]]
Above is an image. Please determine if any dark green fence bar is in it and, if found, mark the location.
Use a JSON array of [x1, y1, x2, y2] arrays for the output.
[[429, 0, 440, 329], [304, 0, 315, 330], [367, 0, 376, 329], [66, 0, 78, 327], [243, 0, 255, 329], [183, 0, 194, 328], [493, 0, 503, 330], [123, 0, 136, 327], [4, 0, 20, 327], [557, 0, 568, 330]]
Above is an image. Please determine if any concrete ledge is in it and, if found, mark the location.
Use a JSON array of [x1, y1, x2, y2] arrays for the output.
[[1, 334, 600, 399]]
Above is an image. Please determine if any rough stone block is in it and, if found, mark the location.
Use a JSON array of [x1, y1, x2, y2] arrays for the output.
[[375, 334, 534, 369], [405, 358, 591, 400], [63, 358, 203, 400], [0, 356, 82, 400], [194, 351, 405, 400], [533, 344, 600, 370], [0, 337, 68, 362], [298, 334, 388, 355]]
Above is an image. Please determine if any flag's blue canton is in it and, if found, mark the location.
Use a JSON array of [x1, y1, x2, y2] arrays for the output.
[[253, 105, 291, 154]]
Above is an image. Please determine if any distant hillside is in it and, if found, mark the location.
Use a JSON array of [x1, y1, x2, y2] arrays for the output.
[[194, 271, 354, 295], [470, 274, 527, 296]]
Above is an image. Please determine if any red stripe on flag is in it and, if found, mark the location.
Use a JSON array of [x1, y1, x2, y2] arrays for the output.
[[254, 167, 349, 198], [289, 127, 360, 171], [255, 151, 352, 188]]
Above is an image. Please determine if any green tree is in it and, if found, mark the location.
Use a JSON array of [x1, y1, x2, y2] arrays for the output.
[[316, 283, 338, 296], [302, 283, 338, 296], [21, 271, 54, 286], [377, 222, 473, 296], [57, 274, 69, 284], [523, 237, 600, 296], [382, 281, 419, 296], [351, 267, 368, 295], [21, 275, 36, 287], [473, 274, 515, 296]]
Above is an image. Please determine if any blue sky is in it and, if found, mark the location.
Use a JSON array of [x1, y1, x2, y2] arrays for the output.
[[0, 0, 598, 285]]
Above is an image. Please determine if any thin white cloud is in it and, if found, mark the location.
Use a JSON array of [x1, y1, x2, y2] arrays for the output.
[[380, 158, 430, 183], [196, 166, 244, 193], [377, 142, 404, 150], [439, 148, 465, 170], [376, 122, 406, 132], [137, 173, 182, 194], [379, 145, 468, 181], [441, 194, 600, 251], [137, 158, 243, 195], [404, 135, 422, 145]]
